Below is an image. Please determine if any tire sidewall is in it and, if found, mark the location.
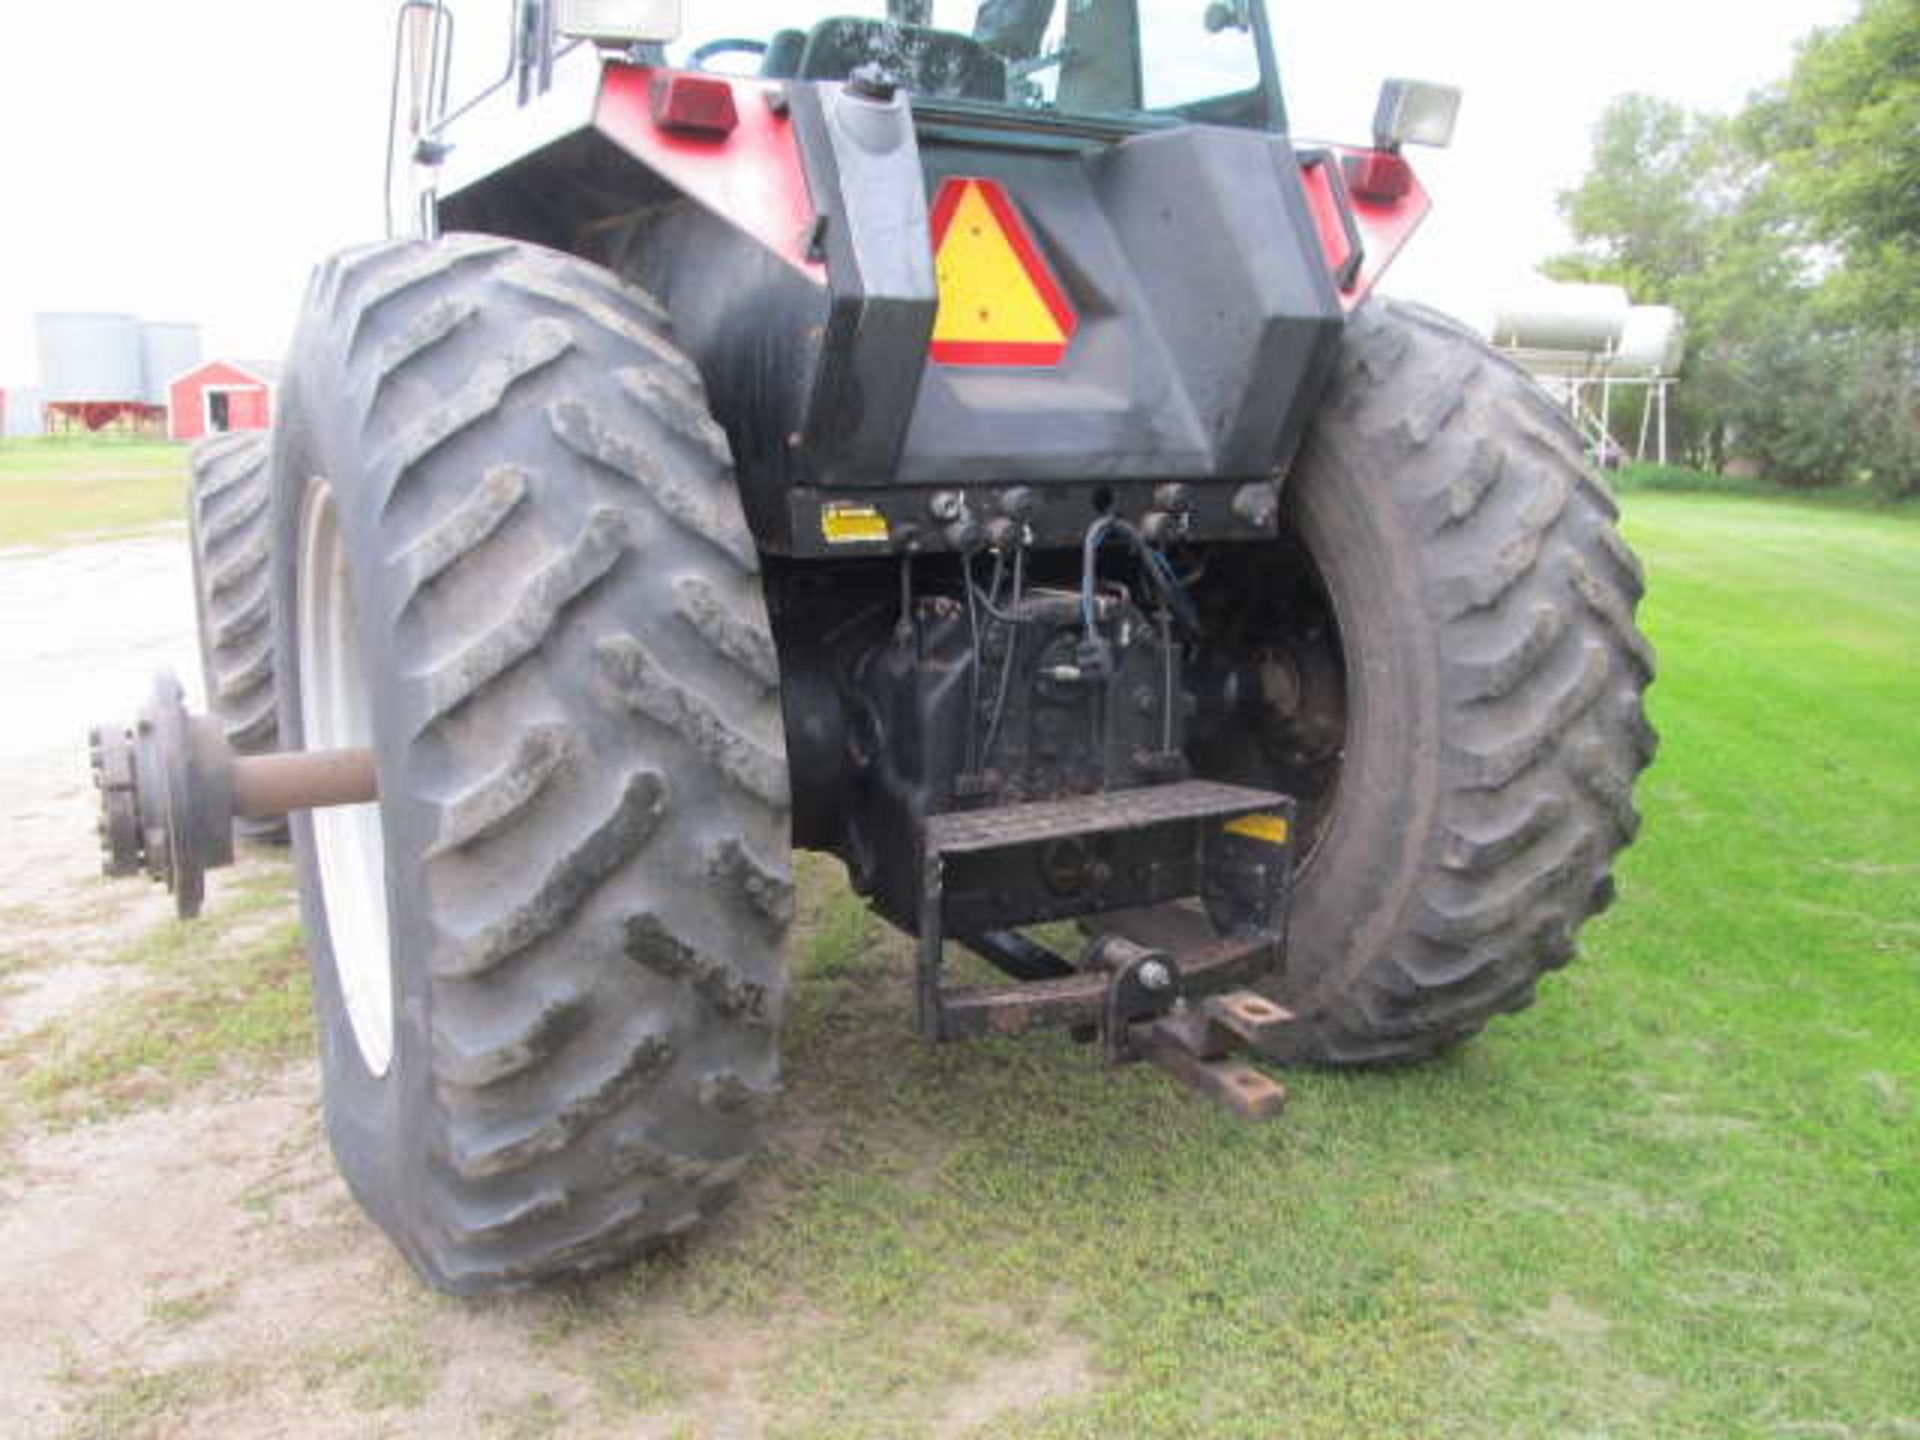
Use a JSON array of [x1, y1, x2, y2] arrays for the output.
[[270, 306, 440, 1263], [1279, 423, 1445, 1025]]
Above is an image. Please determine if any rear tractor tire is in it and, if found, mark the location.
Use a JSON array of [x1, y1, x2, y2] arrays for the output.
[[187, 430, 286, 843], [271, 236, 792, 1293], [1191, 300, 1657, 1064]]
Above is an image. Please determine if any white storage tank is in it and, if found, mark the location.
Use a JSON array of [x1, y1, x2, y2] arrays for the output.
[[1490, 284, 1632, 356], [36, 313, 145, 403], [1614, 305, 1686, 376], [1484, 281, 1685, 468], [139, 322, 203, 406]]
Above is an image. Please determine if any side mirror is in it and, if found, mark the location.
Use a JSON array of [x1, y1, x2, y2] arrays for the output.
[[555, 0, 682, 44], [399, 2, 447, 136], [1372, 78, 1461, 151]]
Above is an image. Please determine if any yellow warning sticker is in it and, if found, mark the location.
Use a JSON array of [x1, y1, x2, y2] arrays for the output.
[[821, 502, 889, 545], [1224, 813, 1291, 845]]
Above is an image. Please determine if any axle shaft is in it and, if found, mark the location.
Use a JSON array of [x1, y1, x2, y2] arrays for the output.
[[231, 748, 377, 818]]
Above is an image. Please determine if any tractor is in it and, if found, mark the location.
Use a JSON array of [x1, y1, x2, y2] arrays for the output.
[[90, 0, 1655, 1294]]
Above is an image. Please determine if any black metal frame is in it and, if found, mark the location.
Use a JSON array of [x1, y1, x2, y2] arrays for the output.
[[913, 779, 1296, 1046]]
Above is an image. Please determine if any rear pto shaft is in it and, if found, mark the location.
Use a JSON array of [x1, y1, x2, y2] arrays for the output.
[[90, 669, 375, 918]]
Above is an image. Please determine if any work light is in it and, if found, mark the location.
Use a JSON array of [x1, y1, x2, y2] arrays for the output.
[[1372, 79, 1462, 151]]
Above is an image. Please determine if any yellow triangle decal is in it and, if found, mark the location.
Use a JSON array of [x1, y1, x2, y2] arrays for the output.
[[929, 179, 1076, 366]]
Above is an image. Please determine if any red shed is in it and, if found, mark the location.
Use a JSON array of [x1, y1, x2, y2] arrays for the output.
[[168, 359, 279, 442]]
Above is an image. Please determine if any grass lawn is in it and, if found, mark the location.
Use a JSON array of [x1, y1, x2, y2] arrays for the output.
[[0, 437, 188, 548], [586, 489, 1914, 1438]]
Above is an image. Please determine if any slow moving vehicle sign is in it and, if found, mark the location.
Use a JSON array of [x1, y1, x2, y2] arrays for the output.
[[928, 177, 1078, 367]]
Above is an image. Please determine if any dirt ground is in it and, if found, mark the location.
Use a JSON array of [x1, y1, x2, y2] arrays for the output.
[[0, 538, 608, 1436], [0, 533, 206, 1015], [0, 534, 1093, 1439], [0, 536, 715, 1438]]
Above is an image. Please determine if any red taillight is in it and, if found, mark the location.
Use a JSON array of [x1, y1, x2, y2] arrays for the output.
[[1296, 145, 1432, 311], [1342, 149, 1414, 204], [649, 72, 739, 138]]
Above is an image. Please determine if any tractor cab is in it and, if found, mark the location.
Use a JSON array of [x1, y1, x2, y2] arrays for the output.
[[395, 1, 1451, 553], [659, 1, 1276, 132]]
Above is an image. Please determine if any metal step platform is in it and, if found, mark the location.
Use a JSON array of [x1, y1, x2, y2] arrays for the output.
[[914, 779, 1299, 1119]]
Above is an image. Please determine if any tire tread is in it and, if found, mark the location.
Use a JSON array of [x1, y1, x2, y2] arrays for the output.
[[282, 239, 789, 1293], [1273, 300, 1656, 1065]]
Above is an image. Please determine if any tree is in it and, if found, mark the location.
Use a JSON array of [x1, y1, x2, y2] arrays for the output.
[[1851, 334, 1920, 495], [1542, 95, 1733, 304], [1544, 95, 1780, 465], [1769, 0, 1920, 332], [1542, 4, 1920, 495]]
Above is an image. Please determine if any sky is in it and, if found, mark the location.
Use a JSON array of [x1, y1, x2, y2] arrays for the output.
[[0, 0, 1859, 390]]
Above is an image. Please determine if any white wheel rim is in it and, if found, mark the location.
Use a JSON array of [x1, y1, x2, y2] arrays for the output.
[[297, 478, 395, 1077]]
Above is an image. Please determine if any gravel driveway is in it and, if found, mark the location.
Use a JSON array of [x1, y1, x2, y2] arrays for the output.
[[0, 534, 202, 914]]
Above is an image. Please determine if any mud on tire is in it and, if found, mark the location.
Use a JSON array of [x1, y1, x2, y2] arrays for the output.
[[271, 237, 792, 1292]]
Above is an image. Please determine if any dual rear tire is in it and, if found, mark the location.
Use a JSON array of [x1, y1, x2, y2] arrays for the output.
[[187, 432, 285, 842], [1231, 301, 1657, 1062], [269, 239, 791, 1292]]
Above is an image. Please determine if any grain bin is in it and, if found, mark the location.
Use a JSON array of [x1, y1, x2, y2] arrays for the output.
[[140, 323, 203, 406], [2, 386, 44, 437], [36, 313, 145, 404]]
